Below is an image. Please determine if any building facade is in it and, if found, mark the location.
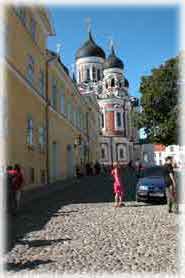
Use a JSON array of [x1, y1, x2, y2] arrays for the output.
[[154, 144, 185, 168], [5, 7, 55, 189], [75, 31, 139, 166], [5, 7, 100, 189]]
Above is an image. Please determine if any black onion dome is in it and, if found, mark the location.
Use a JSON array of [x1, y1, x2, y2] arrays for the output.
[[104, 46, 124, 70], [124, 78, 129, 88], [76, 31, 105, 60]]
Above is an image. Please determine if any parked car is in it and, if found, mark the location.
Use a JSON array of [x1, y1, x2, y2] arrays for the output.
[[136, 166, 167, 203]]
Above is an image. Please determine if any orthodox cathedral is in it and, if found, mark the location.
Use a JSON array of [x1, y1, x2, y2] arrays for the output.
[[75, 30, 139, 166]]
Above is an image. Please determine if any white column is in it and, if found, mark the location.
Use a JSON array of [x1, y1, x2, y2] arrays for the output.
[[89, 65, 93, 80]]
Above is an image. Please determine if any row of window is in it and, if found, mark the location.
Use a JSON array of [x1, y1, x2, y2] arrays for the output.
[[26, 54, 45, 96], [26, 167, 45, 184], [27, 117, 46, 150], [78, 67, 101, 82], [51, 80, 86, 131], [100, 111, 124, 129], [26, 55, 86, 131], [14, 7, 36, 41], [101, 147, 125, 160], [105, 79, 122, 89]]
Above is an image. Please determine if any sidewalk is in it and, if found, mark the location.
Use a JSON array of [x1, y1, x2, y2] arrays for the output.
[[20, 177, 81, 208]]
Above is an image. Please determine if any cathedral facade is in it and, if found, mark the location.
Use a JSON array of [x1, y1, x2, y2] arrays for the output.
[[75, 31, 139, 166]]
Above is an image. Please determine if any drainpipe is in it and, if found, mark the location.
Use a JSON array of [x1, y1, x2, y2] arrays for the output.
[[45, 53, 58, 185]]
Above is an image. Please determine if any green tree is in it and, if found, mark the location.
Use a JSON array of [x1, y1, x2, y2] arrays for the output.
[[137, 56, 179, 146]]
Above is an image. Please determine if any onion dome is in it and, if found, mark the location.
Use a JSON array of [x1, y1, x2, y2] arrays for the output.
[[104, 45, 124, 70], [76, 31, 105, 60], [124, 78, 129, 88]]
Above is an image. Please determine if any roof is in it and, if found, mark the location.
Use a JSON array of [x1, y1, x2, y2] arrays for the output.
[[76, 31, 105, 60], [103, 45, 124, 70], [46, 49, 69, 75], [154, 144, 166, 152]]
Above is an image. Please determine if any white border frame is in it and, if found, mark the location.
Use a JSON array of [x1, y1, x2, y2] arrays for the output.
[[1, 1, 184, 278]]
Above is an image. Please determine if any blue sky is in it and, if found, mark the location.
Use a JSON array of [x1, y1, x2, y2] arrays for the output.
[[47, 5, 179, 98]]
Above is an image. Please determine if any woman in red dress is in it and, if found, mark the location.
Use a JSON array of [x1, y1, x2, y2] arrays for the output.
[[111, 162, 125, 207]]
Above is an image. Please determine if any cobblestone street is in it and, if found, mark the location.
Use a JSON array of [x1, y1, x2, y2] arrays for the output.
[[4, 175, 177, 274]]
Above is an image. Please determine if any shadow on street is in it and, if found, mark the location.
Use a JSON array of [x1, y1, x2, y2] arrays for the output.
[[5, 259, 53, 272], [5, 168, 140, 253]]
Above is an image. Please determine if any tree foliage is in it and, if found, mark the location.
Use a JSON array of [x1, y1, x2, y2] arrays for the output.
[[137, 56, 179, 146]]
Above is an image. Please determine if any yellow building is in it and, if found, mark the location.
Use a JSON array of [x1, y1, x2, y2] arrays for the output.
[[46, 49, 99, 182], [5, 6, 100, 189], [5, 7, 55, 189]]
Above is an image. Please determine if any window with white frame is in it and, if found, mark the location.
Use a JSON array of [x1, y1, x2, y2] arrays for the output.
[[101, 148, 105, 159], [97, 69, 101, 81], [119, 149, 124, 159], [92, 66, 96, 81], [14, 8, 26, 25], [117, 145, 126, 160], [116, 112, 122, 128], [86, 68, 90, 81], [27, 117, 33, 146], [111, 78, 115, 87], [66, 102, 71, 121], [27, 55, 34, 84], [60, 89, 65, 115], [101, 112, 104, 128], [38, 127, 46, 150], [101, 144, 107, 160], [38, 70, 45, 97], [30, 17, 36, 40], [51, 79, 57, 110]]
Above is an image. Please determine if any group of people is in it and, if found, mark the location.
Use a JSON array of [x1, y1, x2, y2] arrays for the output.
[[6, 164, 24, 215], [6, 157, 178, 215], [76, 161, 101, 178], [111, 157, 178, 213]]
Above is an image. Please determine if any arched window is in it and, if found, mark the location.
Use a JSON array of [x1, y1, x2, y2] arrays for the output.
[[120, 149, 124, 159], [27, 55, 34, 84], [101, 113, 104, 128], [116, 112, 122, 127], [111, 78, 115, 87], [92, 66, 96, 81], [101, 148, 105, 159], [97, 69, 101, 81], [86, 68, 90, 81]]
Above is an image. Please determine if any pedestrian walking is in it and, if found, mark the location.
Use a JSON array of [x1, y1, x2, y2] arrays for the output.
[[89, 162, 94, 176], [163, 156, 178, 213], [135, 158, 142, 179], [6, 165, 17, 214], [126, 160, 137, 201], [94, 160, 101, 175], [12, 164, 24, 214], [111, 162, 125, 207]]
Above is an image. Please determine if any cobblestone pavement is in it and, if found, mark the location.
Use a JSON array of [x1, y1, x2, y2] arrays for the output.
[[4, 175, 178, 274]]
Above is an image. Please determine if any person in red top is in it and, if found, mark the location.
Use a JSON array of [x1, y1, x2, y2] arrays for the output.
[[6, 166, 17, 214], [111, 162, 125, 207], [12, 164, 24, 212]]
